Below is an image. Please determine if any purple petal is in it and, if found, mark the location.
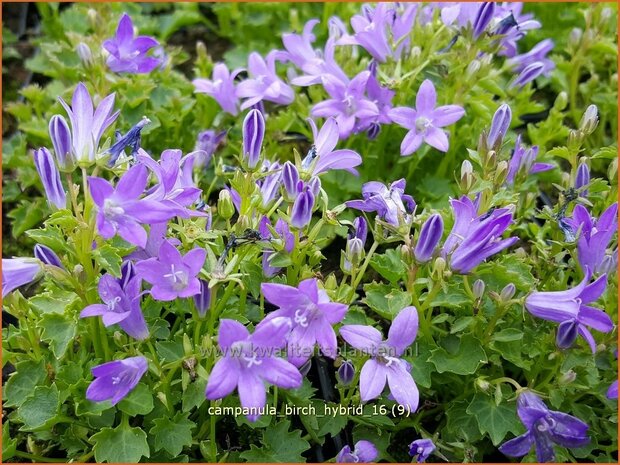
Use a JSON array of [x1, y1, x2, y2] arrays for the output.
[[424, 127, 449, 152], [339, 325, 382, 352], [359, 359, 388, 401], [218, 319, 250, 350], [415, 80, 436, 115], [499, 432, 534, 457], [237, 373, 267, 421], [387, 361, 419, 411], [260, 357, 302, 389], [205, 357, 240, 399], [387, 306, 419, 356]]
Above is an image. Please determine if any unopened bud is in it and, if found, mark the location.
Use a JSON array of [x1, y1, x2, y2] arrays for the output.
[[476, 378, 491, 392], [466, 60, 481, 78], [337, 360, 355, 385], [432, 257, 446, 279], [346, 237, 364, 267], [76, 42, 93, 66], [324, 273, 338, 290], [559, 369, 577, 385], [485, 150, 497, 171], [554, 91, 568, 111], [217, 189, 235, 220], [579, 104, 599, 135], [500, 283, 516, 301], [567, 129, 581, 150], [600, 7, 613, 24], [494, 160, 509, 186], [569, 28, 582, 48], [460, 160, 475, 192], [473, 279, 485, 300]]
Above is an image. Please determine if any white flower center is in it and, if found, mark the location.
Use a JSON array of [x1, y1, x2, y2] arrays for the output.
[[107, 296, 122, 311], [164, 264, 188, 290], [103, 199, 125, 219], [415, 116, 432, 132]]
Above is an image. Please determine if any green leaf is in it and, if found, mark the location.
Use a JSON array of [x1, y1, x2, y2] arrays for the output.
[[429, 335, 487, 375], [363, 283, 411, 320], [38, 313, 76, 358], [92, 244, 123, 277], [546, 146, 571, 162], [150, 412, 195, 456], [182, 378, 207, 412], [239, 420, 310, 462], [492, 328, 524, 342], [18, 384, 59, 430], [2, 421, 17, 460], [92, 423, 150, 463], [29, 289, 79, 315], [445, 400, 483, 443], [155, 340, 184, 362], [118, 383, 154, 416], [369, 249, 406, 284], [316, 409, 347, 437], [466, 393, 522, 446], [3, 359, 47, 407], [477, 256, 535, 293], [8, 199, 46, 238]]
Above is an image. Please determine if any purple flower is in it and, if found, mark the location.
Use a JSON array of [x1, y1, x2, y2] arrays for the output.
[[473, 2, 495, 38], [569, 204, 618, 275], [80, 273, 148, 340], [290, 182, 316, 229], [86, 356, 148, 405], [193, 63, 243, 116], [48, 115, 73, 170], [339, 306, 420, 410], [336, 440, 378, 463], [511, 62, 546, 88], [525, 270, 613, 353], [442, 196, 518, 273], [205, 317, 302, 421], [242, 109, 265, 169], [311, 71, 379, 139], [506, 135, 554, 184], [107, 116, 150, 166], [261, 278, 348, 367], [487, 103, 512, 149], [193, 279, 212, 317], [575, 163, 590, 197], [499, 391, 589, 462], [259, 216, 294, 277], [507, 39, 555, 76], [135, 240, 206, 301], [195, 130, 227, 166], [608, 380, 618, 399], [349, 4, 392, 62], [126, 222, 179, 262], [33, 148, 66, 210], [257, 161, 283, 208], [1, 258, 42, 297], [346, 179, 416, 227], [89, 164, 179, 248], [361, 66, 395, 128], [34, 244, 64, 269], [103, 14, 161, 74], [389, 79, 465, 155], [58, 83, 119, 163], [414, 214, 444, 263], [409, 439, 436, 463], [236, 51, 294, 110], [337, 360, 355, 385], [303, 118, 362, 176], [282, 161, 300, 200]]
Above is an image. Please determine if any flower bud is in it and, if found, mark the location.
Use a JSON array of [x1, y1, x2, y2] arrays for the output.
[[484, 150, 497, 171], [33, 148, 66, 210], [559, 369, 577, 385], [487, 104, 512, 149], [569, 28, 582, 48], [48, 115, 73, 171], [431, 257, 447, 280], [337, 360, 355, 385], [291, 184, 315, 229], [473, 279, 485, 300], [473, 2, 495, 39], [511, 62, 545, 88], [475, 377, 491, 392], [557, 320, 579, 349], [460, 160, 475, 192], [242, 109, 265, 169], [218, 189, 235, 220], [324, 273, 338, 290], [193, 279, 212, 317], [282, 161, 299, 200], [494, 160, 509, 186], [34, 244, 64, 269], [366, 122, 381, 140], [579, 104, 598, 135], [500, 283, 516, 301], [554, 91, 568, 111], [414, 214, 444, 263], [346, 237, 364, 268], [307, 176, 321, 197], [351, 217, 368, 245], [466, 60, 481, 78], [76, 42, 93, 66], [120, 261, 135, 289], [575, 162, 590, 196], [567, 129, 581, 150]]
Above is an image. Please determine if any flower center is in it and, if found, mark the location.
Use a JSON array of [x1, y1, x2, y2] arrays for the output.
[[242, 353, 263, 369], [107, 296, 122, 312], [536, 415, 557, 432], [164, 264, 189, 290], [103, 199, 125, 219], [415, 116, 432, 132], [293, 304, 320, 328]]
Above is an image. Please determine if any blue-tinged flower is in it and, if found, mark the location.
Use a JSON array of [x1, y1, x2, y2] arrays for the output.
[[510, 62, 546, 88], [506, 135, 554, 184], [262, 278, 348, 367], [86, 356, 148, 405], [33, 148, 66, 210], [193, 63, 243, 116], [337, 360, 355, 385], [106, 116, 150, 166], [236, 51, 294, 110], [525, 269, 613, 353], [409, 439, 436, 463], [48, 115, 73, 170], [349, 3, 392, 62], [414, 214, 444, 263], [242, 109, 265, 169], [507, 39, 555, 76], [499, 391, 589, 462], [336, 440, 378, 463], [346, 179, 416, 227], [473, 2, 495, 38], [303, 118, 362, 176], [135, 240, 205, 301], [389, 79, 465, 155], [58, 83, 119, 163], [575, 163, 590, 197], [487, 103, 512, 149], [2, 257, 42, 297], [34, 244, 64, 269], [442, 196, 517, 273], [80, 273, 148, 340], [340, 306, 420, 410], [205, 317, 302, 422], [290, 182, 316, 229], [103, 14, 161, 74], [193, 279, 212, 317]]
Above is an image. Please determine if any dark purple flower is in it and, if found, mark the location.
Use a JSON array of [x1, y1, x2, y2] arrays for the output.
[[473, 2, 495, 38], [48, 115, 73, 170], [80, 273, 148, 340], [389, 79, 465, 155], [34, 244, 64, 269], [193, 279, 212, 317], [103, 14, 161, 74], [409, 439, 436, 463], [346, 179, 416, 227], [442, 196, 517, 273], [282, 161, 300, 200], [499, 391, 590, 462], [340, 306, 420, 410], [569, 203, 618, 275], [242, 109, 265, 169], [487, 103, 512, 149], [575, 163, 590, 197], [525, 269, 613, 353], [33, 148, 66, 210], [86, 356, 148, 405], [261, 278, 348, 367], [511, 62, 546, 88], [336, 440, 378, 463], [507, 39, 555, 76], [205, 317, 302, 421], [415, 214, 444, 263], [1, 258, 42, 298], [290, 182, 315, 229], [193, 63, 243, 116], [236, 51, 294, 110], [337, 360, 355, 385], [58, 83, 119, 163], [303, 118, 362, 175], [135, 240, 206, 301], [107, 116, 150, 166], [259, 216, 294, 277], [506, 135, 554, 184]]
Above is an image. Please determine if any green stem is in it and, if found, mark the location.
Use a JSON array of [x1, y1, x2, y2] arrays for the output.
[[349, 241, 379, 301], [210, 404, 217, 461], [13, 451, 67, 463]]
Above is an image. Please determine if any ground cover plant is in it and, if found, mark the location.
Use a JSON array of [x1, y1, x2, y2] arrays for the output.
[[1, 2, 618, 463]]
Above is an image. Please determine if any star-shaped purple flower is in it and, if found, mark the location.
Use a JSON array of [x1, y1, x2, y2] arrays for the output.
[[236, 51, 294, 110], [193, 63, 243, 116], [339, 306, 420, 410], [506, 135, 554, 184], [389, 79, 465, 155], [103, 14, 161, 74], [336, 440, 378, 463], [261, 278, 348, 367], [409, 439, 436, 463], [135, 240, 206, 301], [346, 178, 416, 227], [86, 356, 148, 406], [302, 118, 362, 176]]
